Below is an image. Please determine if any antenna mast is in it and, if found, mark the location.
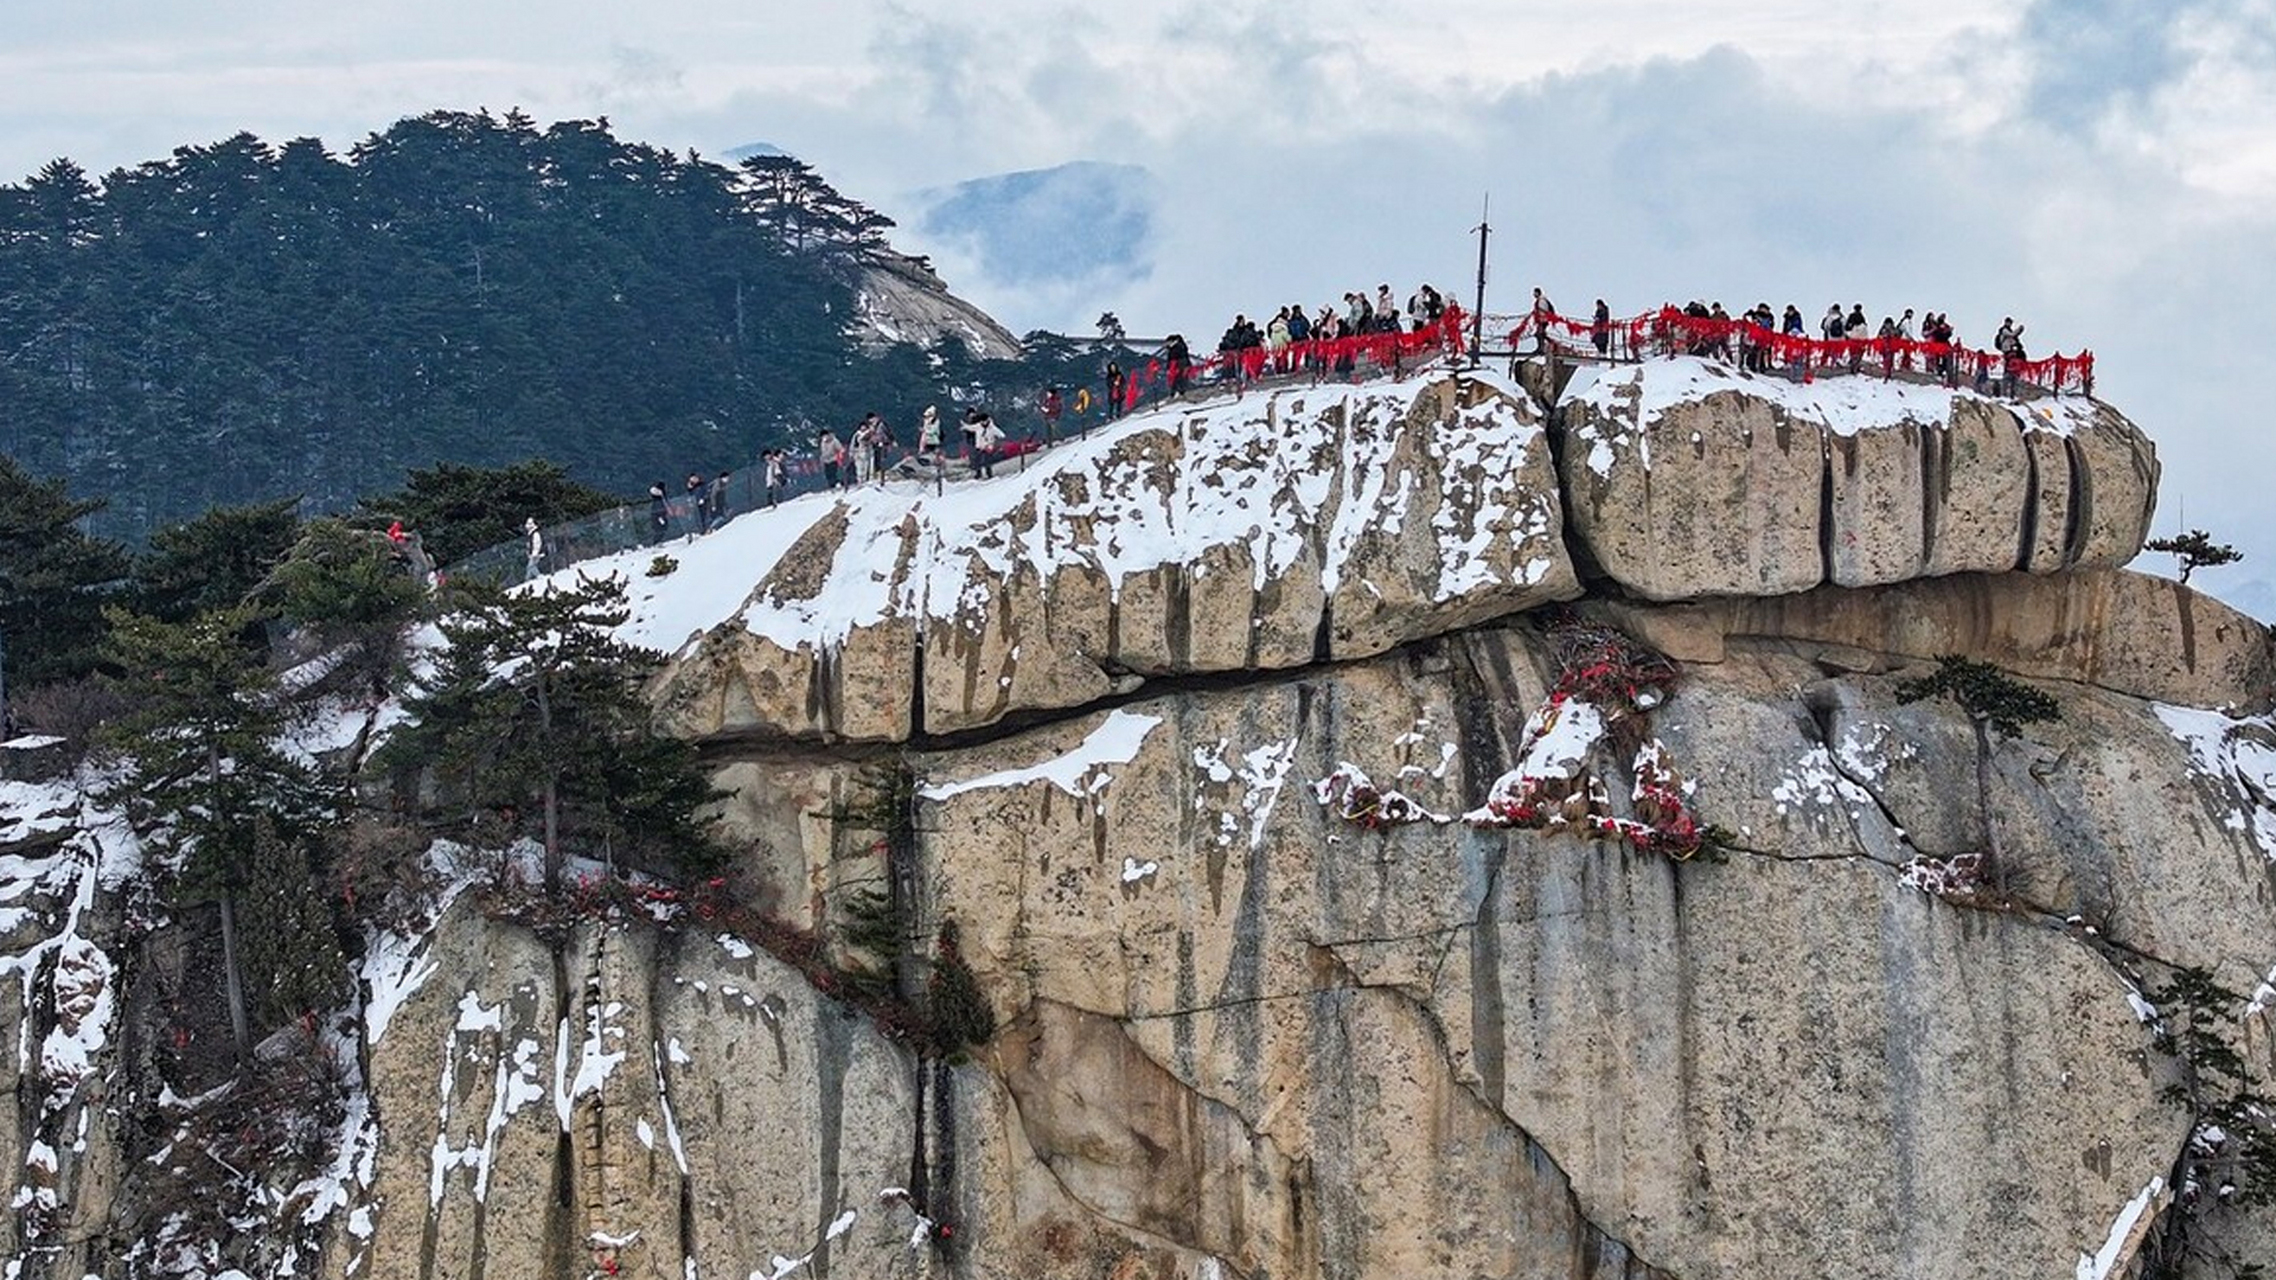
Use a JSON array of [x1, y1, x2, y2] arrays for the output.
[[1471, 194, 1490, 366]]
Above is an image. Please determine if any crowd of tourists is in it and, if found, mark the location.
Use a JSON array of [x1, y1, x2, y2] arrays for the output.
[[1522, 290, 2067, 398], [611, 282, 1465, 556], [534, 281, 2075, 577], [1106, 282, 1466, 415]]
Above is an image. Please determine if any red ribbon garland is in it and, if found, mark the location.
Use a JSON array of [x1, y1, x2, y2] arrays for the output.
[[1114, 307, 1471, 411], [1505, 306, 2094, 396]]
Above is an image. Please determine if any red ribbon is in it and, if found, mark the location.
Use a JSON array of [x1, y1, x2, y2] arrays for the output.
[[1507, 306, 2093, 395]]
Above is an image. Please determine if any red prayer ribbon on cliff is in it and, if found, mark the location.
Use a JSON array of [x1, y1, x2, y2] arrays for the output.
[[1116, 307, 1472, 412], [1504, 306, 2094, 396]]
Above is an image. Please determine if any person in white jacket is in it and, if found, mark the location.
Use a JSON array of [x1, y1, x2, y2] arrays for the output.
[[971, 412, 1005, 479], [918, 405, 941, 461]]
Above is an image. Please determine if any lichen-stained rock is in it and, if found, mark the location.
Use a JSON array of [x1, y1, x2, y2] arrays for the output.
[[2044, 396, 2164, 566], [1558, 358, 2160, 598], [1595, 567, 2276, 713], [904, 632, 2232, 1280], [351, 894, 949, 1280], [1918, 396, 2032, 578], [1561, 368, 1827, 598], [2019, 428, 2076, 573], [628, 371, 1577, 744], [353, 903, 568, 1280]]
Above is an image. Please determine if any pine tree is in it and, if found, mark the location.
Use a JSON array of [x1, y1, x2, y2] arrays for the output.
[[262, 517, 431, 701], [734, 154, 895, 255], [2145, 529, 2244, 584], [353, 459, 620, 566], [377, 574, 723, 888], [0, 455, 130, 690], [100, 603, 346, 1061], [132, 495, 303, 625], [1895, 655, 2061, 899]]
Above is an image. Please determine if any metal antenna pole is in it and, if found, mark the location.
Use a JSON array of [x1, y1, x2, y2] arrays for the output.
[[1471, 195, 1490, 367]]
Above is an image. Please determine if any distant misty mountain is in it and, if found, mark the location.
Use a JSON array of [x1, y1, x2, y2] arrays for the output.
[[725, 141, 787, 160], [911, 161, 1156, 288]]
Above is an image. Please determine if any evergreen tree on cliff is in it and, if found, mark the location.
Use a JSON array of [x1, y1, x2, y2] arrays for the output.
[[0, 456, 129, 691], [377, 575, 724, 890], [99, 604, 349, 1063]]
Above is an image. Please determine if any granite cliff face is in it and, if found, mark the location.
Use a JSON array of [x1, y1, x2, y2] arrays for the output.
[[2, 356, 2272, 1280], [1558, 360, 2160, 598], [852, 251, 1025, 361]]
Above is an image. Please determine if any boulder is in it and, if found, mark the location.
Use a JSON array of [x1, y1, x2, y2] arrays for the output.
[[649, 374, 1579, 743], [1594, 568, 2275, 712], [1557, 359, 2160, 599]]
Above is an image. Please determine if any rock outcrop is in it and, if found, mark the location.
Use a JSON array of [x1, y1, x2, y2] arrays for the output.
[[1560, 359, 2160, 599], [637, 376, 1578, 743], [852, 250, 1024, 361], [2, 355, 2270, 1280]]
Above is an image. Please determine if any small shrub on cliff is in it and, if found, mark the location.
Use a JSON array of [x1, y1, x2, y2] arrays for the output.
[[928, 920, 996, 1056], [2146, 529, 2244, 585], [7, 676, 127, 755], [1894, 656, 2059, 904], [1894, 655, 2060, 739]]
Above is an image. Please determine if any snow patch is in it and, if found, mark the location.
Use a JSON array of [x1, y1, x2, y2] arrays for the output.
[[920, 709, 1161, 801], [2075, 1177, 2163, 1280]]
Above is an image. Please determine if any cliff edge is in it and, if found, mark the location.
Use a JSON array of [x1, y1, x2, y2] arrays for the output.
[[1, 356, 2270, 1280]]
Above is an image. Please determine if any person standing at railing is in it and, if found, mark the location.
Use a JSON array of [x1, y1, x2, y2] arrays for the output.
[[851, 415, 878, 485], [1324, 310, 1356, 379], [971, 409, 1005, 479], [1040, 387, 1063, 442], [1411, 284, 1445, 330], [1844, 305, 1868, 373], [876, 413, 899, 478], [1164, 334, 1192, 396], [1344, 291, 1371, 336], [705, 470, 731, 529], [1530, 287, 1556, 354], [673, 471, 701, 530], [1266, 309, 1292, 374], [762, 449, 786, 507], [523, 517, 545, 582], [1995, 319, 2027, 397], [1738, 303, 1770, 372], [1591, 299, 1611, 357], [1924, 313, 1954, 383], [918, 405, 942, 466], [1216, 316, 1252, 389], [816, 426, 844, 490], [647, 481, 669, 544]]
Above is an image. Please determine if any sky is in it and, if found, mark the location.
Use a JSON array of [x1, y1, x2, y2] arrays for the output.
[[9, 0, 2276, 613]]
